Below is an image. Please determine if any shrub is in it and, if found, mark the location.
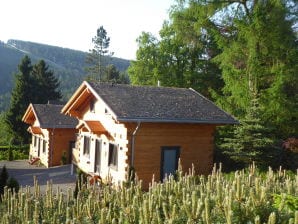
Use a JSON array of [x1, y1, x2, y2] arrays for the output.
[[6, 177, 19, 193], [60, 151, 67, 165], [7, 147, 13, 161], [0, 165, 297, 223], [0, 165, 9, 195]]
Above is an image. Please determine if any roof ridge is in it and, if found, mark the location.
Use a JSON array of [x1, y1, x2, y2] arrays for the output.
[[87, 81, 190, 91]]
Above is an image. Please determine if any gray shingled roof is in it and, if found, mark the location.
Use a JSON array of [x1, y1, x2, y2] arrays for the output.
[[88, 82, 237, 124], [33, 104, 77, 128]]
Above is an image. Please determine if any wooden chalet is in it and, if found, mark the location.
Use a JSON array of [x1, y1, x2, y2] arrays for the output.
[[62, 81, 237, 188], [22, 103, 78, 167]]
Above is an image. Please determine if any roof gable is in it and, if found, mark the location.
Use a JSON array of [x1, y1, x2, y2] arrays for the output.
[[63, 81, 237, 124]]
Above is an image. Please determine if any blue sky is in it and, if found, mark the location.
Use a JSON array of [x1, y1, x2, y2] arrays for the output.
[[0, 0, 173, 60]]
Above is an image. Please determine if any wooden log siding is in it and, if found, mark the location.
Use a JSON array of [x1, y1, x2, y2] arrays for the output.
[[125, 122, 215, 189], [50, 129, 76, 166]]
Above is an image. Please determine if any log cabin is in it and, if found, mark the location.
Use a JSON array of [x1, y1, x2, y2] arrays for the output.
[[62, 81, 237, 188], [22, 102, 78, 167]]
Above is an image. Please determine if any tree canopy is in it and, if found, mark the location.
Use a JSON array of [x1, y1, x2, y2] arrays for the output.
[[128, 0, 298, 167], [5, 56, 61, 144], [85, 26, 114, 81]]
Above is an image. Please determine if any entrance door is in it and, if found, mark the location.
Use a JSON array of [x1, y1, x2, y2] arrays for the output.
[[161, 146, 180, 181], [94, 139, 101, 173]]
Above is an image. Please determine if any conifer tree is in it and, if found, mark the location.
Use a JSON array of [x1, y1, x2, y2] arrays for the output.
[[85, 26, 114, 81], [31, 60, 61, 103], [210, 0, 298, 137], [5, 56, 61, 144], [5, 56, 33, 144], [220, 99, 273, 167]]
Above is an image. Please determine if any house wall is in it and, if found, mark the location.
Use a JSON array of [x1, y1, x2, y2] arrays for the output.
[[50, 128, 77, 167], [29, 129, 50, 167], [125, 122, 216, 189], [29, 128, 76, 167], [74, 98, 129, 184]]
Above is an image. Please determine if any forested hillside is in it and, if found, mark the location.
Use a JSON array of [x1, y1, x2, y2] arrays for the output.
[[0, 39, 130, 111]]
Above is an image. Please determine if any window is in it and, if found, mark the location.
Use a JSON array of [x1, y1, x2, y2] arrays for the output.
[[42, 140, 46, 153], [33, 136, 37, 147], [38, 138, 41, 151], [83, 136, 90, 156], [90, 99, 95, 113], [108, 143, 118, 168]]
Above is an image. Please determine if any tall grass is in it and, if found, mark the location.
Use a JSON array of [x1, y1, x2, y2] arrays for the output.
[[0, 164, 297, 223]]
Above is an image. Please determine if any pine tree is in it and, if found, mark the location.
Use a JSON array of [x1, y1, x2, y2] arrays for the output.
[[210, 0, 298, 137], [85, 26, 114, 81], [220, 99, 274, 167], [5, 56, 62, 144], [5, 56, 33, 144], [31, 60, 61, 103]]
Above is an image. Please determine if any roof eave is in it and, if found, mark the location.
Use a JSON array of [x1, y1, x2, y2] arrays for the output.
[[61, 81, 89, 115], [22, 103, 39, 124], [118, 117, 239, 125]]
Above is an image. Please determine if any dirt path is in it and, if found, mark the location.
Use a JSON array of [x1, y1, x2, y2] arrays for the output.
[[0, 160, 77, 193]]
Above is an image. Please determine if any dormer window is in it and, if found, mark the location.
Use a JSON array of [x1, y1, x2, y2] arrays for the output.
[[90, 99, 95, 113]]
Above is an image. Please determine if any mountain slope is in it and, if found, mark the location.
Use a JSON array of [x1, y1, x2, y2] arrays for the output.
[[0, 39, 130, 111]]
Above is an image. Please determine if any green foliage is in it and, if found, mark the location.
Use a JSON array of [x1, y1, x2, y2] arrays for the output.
[[85, 26, 114, 81], [6, 177, 19, 193], [219, 99, 274, 167], [0, 112, 11, 146], [102, 64, 130, 84], [128, 12, 223, 99], [0, 145, 29, 161], [207, 0, 298, 137], [273, 194, 298, 212], [5, 56, 33, 144], [74, 168, 87, 199], [5, 56, 62, 144], [0, 165, 20, 197], [0, 165, 297, 223], [31, 60, 62, 103], [0, 165, 9, 195], [60, 151, 67, 165], [7, 147, 13, 161]]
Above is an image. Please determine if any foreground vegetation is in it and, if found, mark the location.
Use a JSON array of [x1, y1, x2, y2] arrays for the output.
[[0, 164, 297, 223]]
